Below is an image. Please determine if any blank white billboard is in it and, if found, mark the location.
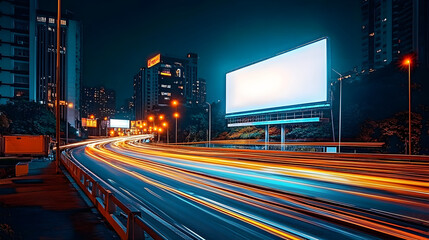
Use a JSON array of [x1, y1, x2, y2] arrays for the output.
[[226, 38, 328, 114], [110, 119, 130, 129]]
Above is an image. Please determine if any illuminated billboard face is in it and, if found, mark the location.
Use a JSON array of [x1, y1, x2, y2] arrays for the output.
[[226, 38, 328, 114], [110, 119, 130, 129]]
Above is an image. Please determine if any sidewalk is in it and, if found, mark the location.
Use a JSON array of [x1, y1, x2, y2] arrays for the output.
[[0, 159, 118, 239]]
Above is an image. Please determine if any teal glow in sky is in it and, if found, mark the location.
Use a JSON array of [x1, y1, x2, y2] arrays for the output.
[[40, 0, 361, 106]]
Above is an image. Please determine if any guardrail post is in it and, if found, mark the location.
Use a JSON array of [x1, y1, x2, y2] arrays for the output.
[[127, 211, 143, 240], [91, 181, 97, 200], [105, 190, 116, 214]]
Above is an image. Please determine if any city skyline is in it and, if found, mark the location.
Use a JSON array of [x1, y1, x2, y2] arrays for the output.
[[39, 0, 362, 105]]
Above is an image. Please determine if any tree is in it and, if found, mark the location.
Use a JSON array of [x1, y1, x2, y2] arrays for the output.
[[0, 100, 55, 135], [0, 112, 11, 135]]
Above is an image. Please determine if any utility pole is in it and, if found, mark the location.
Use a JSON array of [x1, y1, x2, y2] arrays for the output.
[[332, 69, 343, 153], [206, 102, 211, 147], [55, 0, 61, 173]]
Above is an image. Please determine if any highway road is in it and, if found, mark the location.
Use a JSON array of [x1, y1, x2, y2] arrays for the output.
[[68, 136, 429, 239]]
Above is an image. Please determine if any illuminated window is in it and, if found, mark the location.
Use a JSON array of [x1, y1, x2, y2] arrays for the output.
[[376, 49, 381, 53], [37, 16, 46, 22], [61, 20, 67, 25], [369, 32, 375, 37], [49, 18, 55, 24]]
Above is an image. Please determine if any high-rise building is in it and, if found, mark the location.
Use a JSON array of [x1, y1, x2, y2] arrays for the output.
[[185, 53, 198, 105], [35, 11, 82, 128], [81, 87, 116, 119], [195, 77, 206, 105], [0, 0, 36, 103], [0, 2, 82, 130], [116, 98, 134, 120], [133, 67, 146, 120], [134, 53, 186, 120], [361, 0, 429, 71]]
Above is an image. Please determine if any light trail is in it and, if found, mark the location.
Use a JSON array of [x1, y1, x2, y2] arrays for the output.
[[69, 136, 429, 239]]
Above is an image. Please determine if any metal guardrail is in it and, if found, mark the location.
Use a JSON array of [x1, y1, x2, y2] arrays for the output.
[[60, 151, 165, 240]]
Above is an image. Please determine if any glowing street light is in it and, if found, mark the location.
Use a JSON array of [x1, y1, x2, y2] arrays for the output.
[[162, 122, 169, 144], [403, 57, 412, 155], [90, 114, 95, 119], [205, 102, 212, 147], [159, 115, 164, 120], [174, 112, 179, 143], [157, 127, 163, 142]]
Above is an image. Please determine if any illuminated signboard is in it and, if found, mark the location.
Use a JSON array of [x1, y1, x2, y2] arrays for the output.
[[148, 54, 161, 68], [81, 118, 97, 128], [110, 119, 130, 129], [226, 38, 328, 115], [87, 120, 97, 128]]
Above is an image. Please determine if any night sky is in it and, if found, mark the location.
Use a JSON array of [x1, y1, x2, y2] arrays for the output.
[[39, 0, 361, 107]]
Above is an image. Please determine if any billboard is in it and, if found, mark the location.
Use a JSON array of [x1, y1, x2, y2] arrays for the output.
[[226, 38, 328, 115], [109, 119, 130, 129]]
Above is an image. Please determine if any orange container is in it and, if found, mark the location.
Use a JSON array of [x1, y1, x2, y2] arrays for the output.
[[3, 135, 49, 156]]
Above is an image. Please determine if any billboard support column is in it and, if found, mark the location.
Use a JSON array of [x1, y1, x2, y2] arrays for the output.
[[265, 125, 270, 150], [281, 124, 285, 151]]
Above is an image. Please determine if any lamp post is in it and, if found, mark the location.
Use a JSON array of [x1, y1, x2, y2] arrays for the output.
[[205, 102, 211, 147], [171, 100, 179, 143], [332, 69, 343, 153], [163, 122, 168, 144], [158, 128, 162, 142], [55, 0, 61, 173], [174, 112, 179, 143], [403, 58, 412, 155]]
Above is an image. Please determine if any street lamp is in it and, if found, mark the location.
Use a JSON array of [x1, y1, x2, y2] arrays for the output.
[[332, 69, 343, 153], [162, 122, 169, 144], [403, 58, 412, 155], [205, 102, 211, 147], [158, 128, 162, 142], [174, 112, 179, 143], [55, 0, 62, 174]]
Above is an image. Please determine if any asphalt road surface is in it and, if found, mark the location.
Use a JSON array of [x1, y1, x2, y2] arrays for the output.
[[68, 136, 429, 239]]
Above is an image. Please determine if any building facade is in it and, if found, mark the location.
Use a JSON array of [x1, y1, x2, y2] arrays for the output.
[[361, 0, 429, 71], [35, 11, 82, 128], [0, 1, 82, 130], [134, 53, 189, 120], [195, 77, 206, 105], [0, 0, 36, 103], [81, 87, 116, 119], [185, 53, 198, 105]]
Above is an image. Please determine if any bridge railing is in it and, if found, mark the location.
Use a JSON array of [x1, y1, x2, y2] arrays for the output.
[[60, 151, 164, 240]]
